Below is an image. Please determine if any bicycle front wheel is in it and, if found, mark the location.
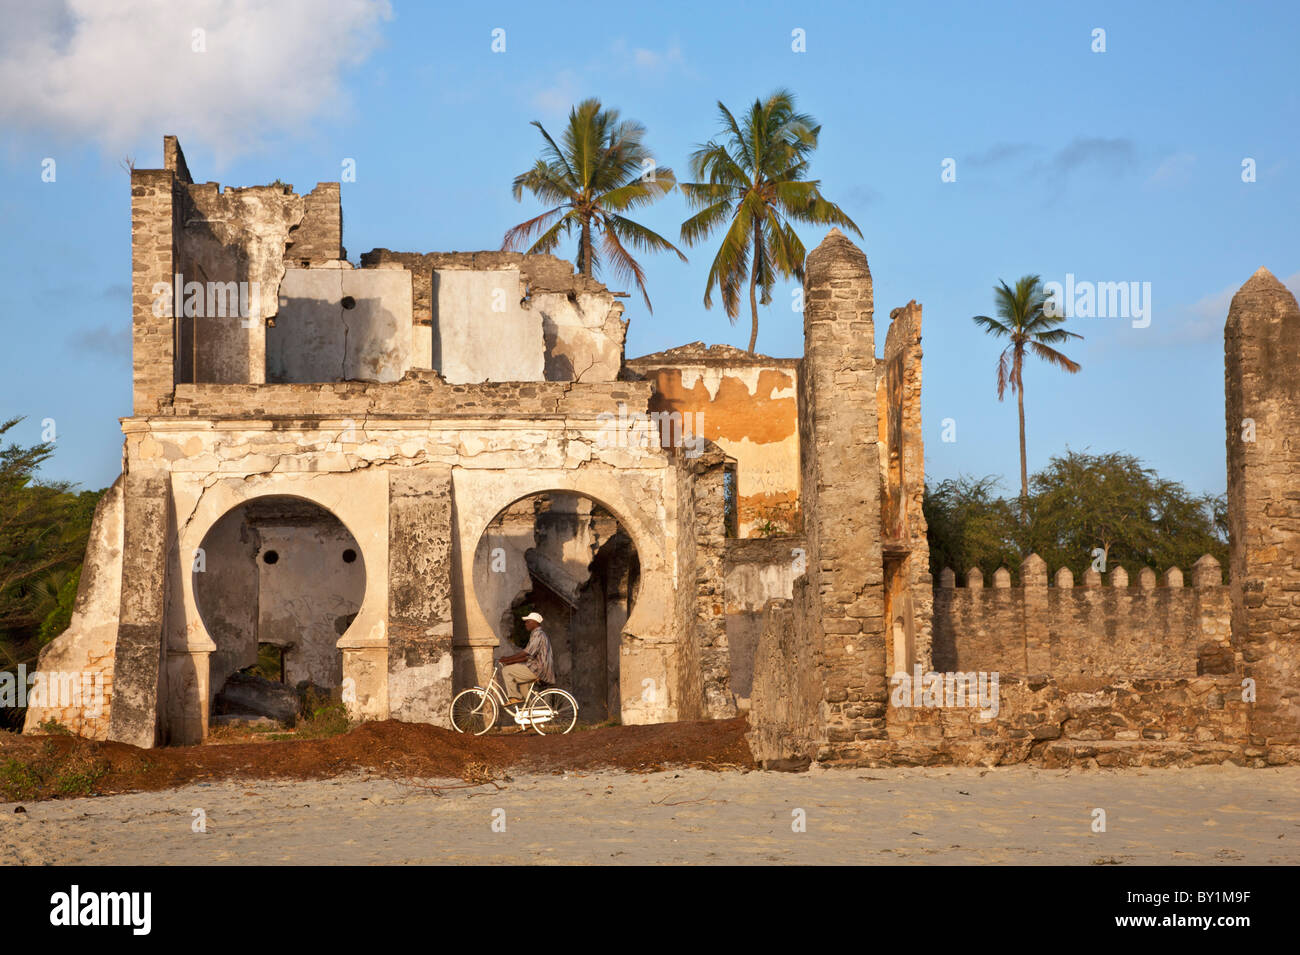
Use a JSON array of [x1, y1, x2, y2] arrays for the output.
[[450, 688, 498, 735], [530, 688, 578, 735]]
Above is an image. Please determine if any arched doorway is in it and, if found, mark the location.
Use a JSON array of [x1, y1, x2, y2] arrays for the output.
[[193, 495, 366, 720], [472, 492, 639, 721]]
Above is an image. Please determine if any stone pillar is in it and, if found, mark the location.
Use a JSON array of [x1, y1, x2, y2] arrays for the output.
[[131, 168, 176, 415], [801, 229, 887, 750], [692, 447, 734, 718], [1224, 268, 1300, 744], [386, 469, 455, 725], [107, 472, 171, 747]]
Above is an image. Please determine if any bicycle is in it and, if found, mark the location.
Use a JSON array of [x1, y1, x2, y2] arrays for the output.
[[449, 660, 578, 735]]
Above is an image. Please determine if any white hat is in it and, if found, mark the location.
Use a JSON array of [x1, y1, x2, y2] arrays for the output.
[[523, 612, 544, 624]]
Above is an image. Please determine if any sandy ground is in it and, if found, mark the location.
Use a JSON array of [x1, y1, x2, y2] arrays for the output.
[[2, 764, 1297, 865]]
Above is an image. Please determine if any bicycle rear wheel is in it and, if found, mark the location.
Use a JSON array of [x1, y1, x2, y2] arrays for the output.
[[450, 688, 497, 735], [530, 688, 577, 735]]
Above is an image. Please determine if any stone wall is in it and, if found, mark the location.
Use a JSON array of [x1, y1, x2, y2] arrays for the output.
[[167, 374, 651, 419], [21, 478, 125, 738], [688, 444, 732, 718], [746, 590, 823, 769], [878, 300, 933, 677], [387, 469, 456, 725], [1225, 268, 1300, 744], [870, 675, 1259, 768], [933, 555, 1232, 683], [723, 537, 802, 705], [285, 181, 344, 266], [131, 168, 176, 415]]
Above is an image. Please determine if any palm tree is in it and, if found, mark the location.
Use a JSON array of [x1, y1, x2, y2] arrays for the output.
[[503, 98, 685, 312], [679, 89, 860, 354], [972, 275, 1083, 505]]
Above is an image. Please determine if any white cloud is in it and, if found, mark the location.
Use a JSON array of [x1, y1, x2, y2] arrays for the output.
[[531, 69, 581, 115], [1134, 269, 1300, 347], [526, 38, 692, 118], [0, 0, 391, 164], [1146, 152, 1196, 187], [628, 41, 685, 75]]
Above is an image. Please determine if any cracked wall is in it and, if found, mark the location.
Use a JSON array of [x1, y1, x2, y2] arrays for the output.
[[270, 266, 414, 383], [627, 345, 800, 538], [362, 249, 626, 384]]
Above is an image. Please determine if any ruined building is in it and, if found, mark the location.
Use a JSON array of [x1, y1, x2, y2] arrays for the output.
[[25, 138, 1300, 767]]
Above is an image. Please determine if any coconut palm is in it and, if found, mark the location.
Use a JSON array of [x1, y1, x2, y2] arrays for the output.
[[972, 275, 1083, 504], [679, 89, 860, 353], [503, 98, 685, 312]]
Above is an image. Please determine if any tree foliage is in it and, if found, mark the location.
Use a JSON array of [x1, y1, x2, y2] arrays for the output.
[[923, 475, 1022, 582], [0, 417, 101, 669], [679, 89, 860, 353], [926, 450, 1227, 584], [503, 98, 685, 312], [971, 275, 1082, 501]]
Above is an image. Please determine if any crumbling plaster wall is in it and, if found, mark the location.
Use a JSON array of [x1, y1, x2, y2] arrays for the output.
[[878, 300, 933, 676], [723, 537, 803, 706], [21, 478, 125, 739], [173, 181, 306, 384], [270, 266, 415, 383], [361, 250, 627, 384], [255, 521, 365, 688], [87, 385, 689, 738], [627, 346, 800, 537]]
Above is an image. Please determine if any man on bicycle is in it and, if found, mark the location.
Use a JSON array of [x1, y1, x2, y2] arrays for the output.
[[500, 612, 555, 704]]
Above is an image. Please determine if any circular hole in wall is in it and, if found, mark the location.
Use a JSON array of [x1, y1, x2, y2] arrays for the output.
[[341, 296, 356, 310], [195, 496, 367, 724], [342, 548, 357, 563]]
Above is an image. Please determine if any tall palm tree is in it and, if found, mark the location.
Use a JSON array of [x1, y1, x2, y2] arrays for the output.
[[972, 275, 1083, 505], [503, 98, 685, 312], [679, 89, 860, 354]]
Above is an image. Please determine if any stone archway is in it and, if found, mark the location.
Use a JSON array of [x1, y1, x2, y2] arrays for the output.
[[194, 496, 367, 724], [166, 469, 391, 744], [450, 466, 683, 724], [472, 492, 640, 721]]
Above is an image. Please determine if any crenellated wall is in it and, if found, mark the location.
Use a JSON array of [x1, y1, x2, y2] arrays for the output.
[[932, 554, 1233, 684]]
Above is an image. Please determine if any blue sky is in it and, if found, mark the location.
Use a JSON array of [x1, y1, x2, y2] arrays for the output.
[[1, 0, 1296, 497]]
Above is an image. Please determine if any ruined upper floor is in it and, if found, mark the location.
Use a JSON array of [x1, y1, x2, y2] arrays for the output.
[[131, 137, 632, 418]]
